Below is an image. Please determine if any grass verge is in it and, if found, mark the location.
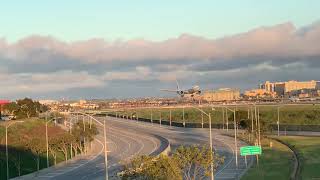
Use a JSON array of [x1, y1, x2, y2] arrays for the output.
[[277, 136, 320, 180], [241, 138, 293, 180]]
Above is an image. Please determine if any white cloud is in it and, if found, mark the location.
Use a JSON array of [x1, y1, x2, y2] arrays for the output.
[[0, 71, 105, 96], [1, 21, 320, 98]]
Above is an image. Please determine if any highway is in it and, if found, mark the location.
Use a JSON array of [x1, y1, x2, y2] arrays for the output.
[[16, 116, 253, 180]]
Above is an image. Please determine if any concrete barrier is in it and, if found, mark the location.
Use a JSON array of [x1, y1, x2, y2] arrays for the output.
[[151, 134, 171, 156], [270, 137, 300, 180]]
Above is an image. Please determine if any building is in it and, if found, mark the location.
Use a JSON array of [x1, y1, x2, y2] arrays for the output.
[[244, 89, 276, 98], [201, 88, 240, 102], [290, 89, 320, 98], [259, 80, 320, 96], [39, 100, 58, 105]]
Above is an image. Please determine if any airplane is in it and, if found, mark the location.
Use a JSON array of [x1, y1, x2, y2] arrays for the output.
[[161, 80, 201, 98]]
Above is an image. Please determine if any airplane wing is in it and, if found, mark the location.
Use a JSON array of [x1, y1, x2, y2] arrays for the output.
[[160, 89, 178, 92]]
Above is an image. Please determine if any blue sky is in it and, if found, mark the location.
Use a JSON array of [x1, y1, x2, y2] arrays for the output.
[[1, 0, 319, 42]]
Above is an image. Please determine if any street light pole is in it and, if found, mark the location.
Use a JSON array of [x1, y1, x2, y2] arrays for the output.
[[151, 109, 153, 124], [75, 112, 108, 180], [222, 107, 225, 130], [192, 106, 214, 180], [104, 119, 109, 180], [46, 113, 55, 168], [277, 106, 280, 136], [224, 106, 238, 169], [225, 107, 229, 132], [209, 113, 214, 180], [6, 126, 9, 180], [183, 106, 185, 127], [258, 107, 261, 146], [169, 109, 172, 127], [6, 121, 23, 180], [233, 108, 238, 169], [201, 111, 204, 128]]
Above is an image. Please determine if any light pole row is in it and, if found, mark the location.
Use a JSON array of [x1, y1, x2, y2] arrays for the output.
[[75, 112, 109, 180]]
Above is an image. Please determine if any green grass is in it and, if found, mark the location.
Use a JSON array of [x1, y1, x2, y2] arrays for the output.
[[112, 104, 320, 125], [241, 138, 293, 180], [277, 136, 320, 180]]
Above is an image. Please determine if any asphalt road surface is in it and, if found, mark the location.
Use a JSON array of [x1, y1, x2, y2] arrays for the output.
[[16, 116, 253, 180]]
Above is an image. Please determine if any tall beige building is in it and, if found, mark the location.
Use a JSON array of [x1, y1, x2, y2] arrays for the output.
[[202, 88, 240, 102], [259, 80, 320, 96]]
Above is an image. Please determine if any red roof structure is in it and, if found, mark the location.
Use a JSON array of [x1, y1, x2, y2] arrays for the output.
[[0, 100, 10, 105]]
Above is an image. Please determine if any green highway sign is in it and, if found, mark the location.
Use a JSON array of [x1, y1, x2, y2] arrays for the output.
[[240, 146, 262, 156]]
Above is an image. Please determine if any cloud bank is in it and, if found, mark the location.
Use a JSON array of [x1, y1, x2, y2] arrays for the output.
[[1, 21, 320, 99]]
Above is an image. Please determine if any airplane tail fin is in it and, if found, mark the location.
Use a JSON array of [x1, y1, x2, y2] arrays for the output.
[[176, 79, 180, 91]]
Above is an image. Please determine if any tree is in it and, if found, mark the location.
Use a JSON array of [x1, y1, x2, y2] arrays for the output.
[[120, 155, 182, 180], [9, 136, 27, 176], [55, 133, 72, 161], [120, 145, 224, 180], [9, 149, 23, 177], [3, 102, 19, 115], [25, 137, 46, 171], [17, 98, 37, 118], [48, 137, 60, 165], [172, 145, 224, 180], [148, 155, 182, 180], [8, 98, 49, 119], [71, 121, 98, 154]]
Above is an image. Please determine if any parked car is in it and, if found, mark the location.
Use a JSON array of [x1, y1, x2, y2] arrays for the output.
[[0, 115, 16, 121]]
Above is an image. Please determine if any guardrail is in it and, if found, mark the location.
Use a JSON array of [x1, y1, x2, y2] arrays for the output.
[[104, 113, 320, 132], [270, 137, 301, 180], [105, 113, 227, 129]]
